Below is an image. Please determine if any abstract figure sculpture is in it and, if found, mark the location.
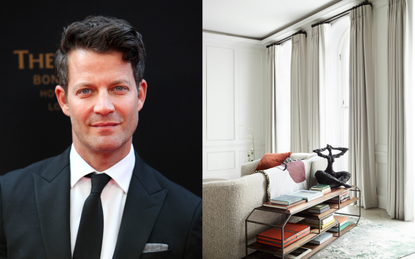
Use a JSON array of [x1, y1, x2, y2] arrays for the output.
[[313, 144, 351, 188]]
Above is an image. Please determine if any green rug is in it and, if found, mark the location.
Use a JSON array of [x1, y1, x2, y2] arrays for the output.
[[310, 217, 415, 259]]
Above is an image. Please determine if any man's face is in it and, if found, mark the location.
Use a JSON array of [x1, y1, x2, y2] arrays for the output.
[[55, 49, 146, 159]]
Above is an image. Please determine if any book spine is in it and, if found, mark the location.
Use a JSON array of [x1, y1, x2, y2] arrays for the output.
[[325, 197, 350, 204], [328, 221, 351, 232], [311, 187, 330, 191], [304, 219, 335, 229], [306, 215, 334, 225], [257, 230, 310, 248], [308, 208, 330, 214]]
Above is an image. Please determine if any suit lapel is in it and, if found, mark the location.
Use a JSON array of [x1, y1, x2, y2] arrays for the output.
[[113, 154, 168, 259], [33, 148, 72, 259]]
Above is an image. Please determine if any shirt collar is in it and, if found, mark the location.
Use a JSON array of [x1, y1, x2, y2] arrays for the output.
[[70, 144, 135, 193]]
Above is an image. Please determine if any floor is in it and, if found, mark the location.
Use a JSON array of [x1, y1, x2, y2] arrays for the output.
[[342, 206, 415, 258]]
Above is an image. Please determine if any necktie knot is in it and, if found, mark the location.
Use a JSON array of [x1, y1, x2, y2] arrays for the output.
[[90, 173, 111, 194]]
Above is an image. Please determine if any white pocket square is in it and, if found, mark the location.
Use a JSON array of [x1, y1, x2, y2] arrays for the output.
[[142, 243, 169, 253]]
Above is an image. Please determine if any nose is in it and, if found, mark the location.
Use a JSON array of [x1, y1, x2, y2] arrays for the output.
[[94, 91, 115, 115]]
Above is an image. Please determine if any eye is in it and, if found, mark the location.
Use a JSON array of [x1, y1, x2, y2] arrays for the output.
[[76, 88, 92, 96], [81, 89, 90, 94], [113, 86, 129, 94], [114, 86, 126, 91]]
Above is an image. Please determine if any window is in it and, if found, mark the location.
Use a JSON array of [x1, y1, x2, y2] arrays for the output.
[[275, 40, 292, 152], [327, 16, 350, 171]]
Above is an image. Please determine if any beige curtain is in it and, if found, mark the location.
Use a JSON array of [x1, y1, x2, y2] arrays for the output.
[[387, 0, 414, 221], [291, 34, 308, 152], [348, 4, 378, 208], [265, 45, 278, 153]]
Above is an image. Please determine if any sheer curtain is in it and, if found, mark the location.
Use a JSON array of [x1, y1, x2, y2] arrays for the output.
[[265, 42, 292, 153], [387, 0, 414, 221], [291, 34, 308, 152], [309, 24, 331, 151], [348, 4, 378, 208]]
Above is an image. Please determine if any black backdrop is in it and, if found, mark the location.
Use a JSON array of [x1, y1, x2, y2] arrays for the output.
[[0, 1, 202, 197]]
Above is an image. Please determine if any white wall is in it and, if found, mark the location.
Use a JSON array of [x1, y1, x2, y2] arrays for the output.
[[203, 33, 266, 179], [202, 0, 390, 209]]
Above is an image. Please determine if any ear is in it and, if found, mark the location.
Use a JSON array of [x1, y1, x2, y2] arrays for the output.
[[55, 85, 70, 116], [137, 79, 147, 112]]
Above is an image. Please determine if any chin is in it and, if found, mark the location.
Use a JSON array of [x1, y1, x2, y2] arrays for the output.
[[90, 138, 130, 153]]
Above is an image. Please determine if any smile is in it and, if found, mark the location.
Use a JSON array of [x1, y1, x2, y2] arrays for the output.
[[91, 122, 119, 127]]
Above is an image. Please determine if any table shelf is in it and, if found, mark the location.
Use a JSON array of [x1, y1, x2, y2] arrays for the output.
[[244, 186, 361, 258]]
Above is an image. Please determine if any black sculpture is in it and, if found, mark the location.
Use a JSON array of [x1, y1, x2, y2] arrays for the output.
[[313, 144, 351, 188]]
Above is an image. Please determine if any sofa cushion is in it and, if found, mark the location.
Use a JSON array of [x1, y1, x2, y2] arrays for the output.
[[255, 152, 292, 171]]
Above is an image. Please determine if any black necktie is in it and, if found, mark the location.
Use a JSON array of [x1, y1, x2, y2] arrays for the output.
[[73, 173, 111, 259]]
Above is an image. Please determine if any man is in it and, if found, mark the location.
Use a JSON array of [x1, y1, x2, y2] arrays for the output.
[[0, 16, 201, 259]]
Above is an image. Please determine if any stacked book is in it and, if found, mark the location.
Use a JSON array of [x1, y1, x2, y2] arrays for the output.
[[326, 190, 350, 204], [263, 195, 307, 209], [301, 214, 335, 229], [308, 204, 330, 214], [256, 222, 311, 248], [263, 190, 323, 209], [310, 184, 331, 195], [307, 231, 333, 245], [290, 190, 324, 202], [328, 215, 350, 232]]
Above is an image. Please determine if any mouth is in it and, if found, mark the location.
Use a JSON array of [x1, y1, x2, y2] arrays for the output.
[[91, 122, 120, 128]]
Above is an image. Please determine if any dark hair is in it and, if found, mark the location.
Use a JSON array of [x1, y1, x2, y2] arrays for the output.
[[54, 15, 146, 92]]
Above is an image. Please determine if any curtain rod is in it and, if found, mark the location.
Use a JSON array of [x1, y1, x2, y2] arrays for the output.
[[311, 0, 372, 28], [265, 0, 372, 49], [266, 30, 306, 48]]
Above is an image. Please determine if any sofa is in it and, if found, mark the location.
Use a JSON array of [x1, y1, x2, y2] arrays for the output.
[[202, 153, 327, 259]]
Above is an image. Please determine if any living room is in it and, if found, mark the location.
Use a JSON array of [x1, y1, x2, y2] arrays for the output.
[[203, 0, 415, 258]]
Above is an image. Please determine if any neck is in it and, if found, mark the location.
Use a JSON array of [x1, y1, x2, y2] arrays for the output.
[[73, 143, 131, 172]]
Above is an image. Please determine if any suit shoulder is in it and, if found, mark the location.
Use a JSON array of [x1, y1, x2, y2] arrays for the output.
[[0, 156, 57, 202], [147, 167, 202, 234], [153, 169, 201, 203], [133, 154, 200, 206], [1, 157, 54, 181], [0, 147, 70, 184]]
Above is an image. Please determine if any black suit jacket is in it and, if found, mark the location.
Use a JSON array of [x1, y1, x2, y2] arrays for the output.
[[0, 147, 202, 259]]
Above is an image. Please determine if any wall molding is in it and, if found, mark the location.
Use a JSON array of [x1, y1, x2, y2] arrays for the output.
[[204, 32, 263, 49], [207, 151, 236, 171], [203, 32, 266, 179]]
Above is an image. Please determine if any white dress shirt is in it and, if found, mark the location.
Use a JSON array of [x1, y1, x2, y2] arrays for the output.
[[70, 144, 135, 259]]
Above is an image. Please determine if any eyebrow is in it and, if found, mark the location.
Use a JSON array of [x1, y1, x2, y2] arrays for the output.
[[110, 79, 132, 86], [73, 79, 133, 89]]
